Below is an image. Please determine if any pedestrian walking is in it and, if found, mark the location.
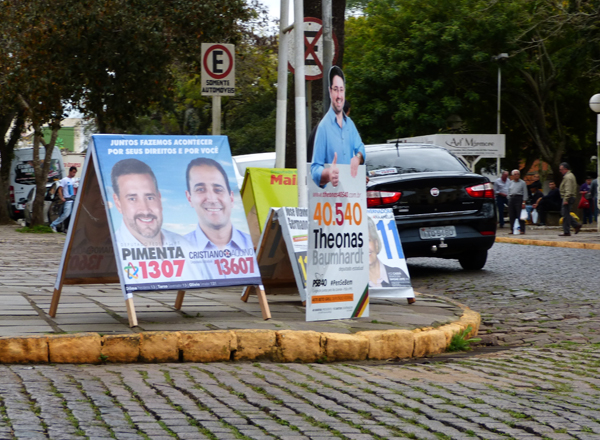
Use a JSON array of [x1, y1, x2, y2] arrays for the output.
[[50, 166, 77, 233], [559, 162, 581, 236], [507, 169, 527, 234], [494, 170, 510, 228]]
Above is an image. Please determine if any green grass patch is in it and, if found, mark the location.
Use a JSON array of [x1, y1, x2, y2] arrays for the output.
[[447, 326, 481, 352], [16, 225, 54, 233]]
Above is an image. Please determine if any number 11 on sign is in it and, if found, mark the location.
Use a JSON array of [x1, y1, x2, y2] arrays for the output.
[[376, 219, 404, 259]]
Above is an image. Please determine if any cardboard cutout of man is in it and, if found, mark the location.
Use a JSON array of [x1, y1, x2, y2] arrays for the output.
[[185, 157, 257, 280], [310, 66, 365, 188]]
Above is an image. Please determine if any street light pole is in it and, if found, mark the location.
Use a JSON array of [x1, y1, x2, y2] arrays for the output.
[[493, 53, 508, 175], [589, 94, 600, 232]]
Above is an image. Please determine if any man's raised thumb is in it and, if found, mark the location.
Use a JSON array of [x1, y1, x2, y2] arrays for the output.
[[332, 152, 338, 165]]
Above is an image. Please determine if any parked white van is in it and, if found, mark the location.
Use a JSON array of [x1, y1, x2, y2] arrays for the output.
[[9, 147, 65, 219]]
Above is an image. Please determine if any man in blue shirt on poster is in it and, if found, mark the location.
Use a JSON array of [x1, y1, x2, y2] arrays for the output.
[[185, 158, 258, 281], [310, 66, 365, 188]]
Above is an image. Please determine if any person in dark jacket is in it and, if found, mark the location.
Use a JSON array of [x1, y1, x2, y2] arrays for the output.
[[532, 181, 561, 226]]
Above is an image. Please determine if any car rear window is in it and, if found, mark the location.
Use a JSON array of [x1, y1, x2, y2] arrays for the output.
[[366, 148, 468, 175]]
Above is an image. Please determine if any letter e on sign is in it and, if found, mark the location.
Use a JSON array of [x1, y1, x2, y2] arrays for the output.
[[201, 43, 236, 96]]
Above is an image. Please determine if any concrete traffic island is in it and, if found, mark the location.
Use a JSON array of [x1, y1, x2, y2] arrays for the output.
[[0, 298, 480, 364], [0, 225, 480, 365]]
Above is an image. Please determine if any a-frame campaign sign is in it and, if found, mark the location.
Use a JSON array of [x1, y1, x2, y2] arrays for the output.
[[242, 207, 308, 305], [50, 135, 270, 327]]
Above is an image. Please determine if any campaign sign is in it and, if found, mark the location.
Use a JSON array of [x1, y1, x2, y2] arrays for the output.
[[306, 164, 369, 321], [91, 135, 261, 297], [367, 209, 414, 299], [278, 207, 309, 300], [63, 154, 118, 282]]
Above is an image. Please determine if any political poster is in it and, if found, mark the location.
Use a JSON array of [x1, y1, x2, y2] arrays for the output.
[[366, 209, 414, 299], [241, 167, 298, 247], [306, 163, 369, 321], [252, 208, 296, 294], [278, 207, 309, 300], [61, 153, 118, 283], [90, 134, 262, 297]]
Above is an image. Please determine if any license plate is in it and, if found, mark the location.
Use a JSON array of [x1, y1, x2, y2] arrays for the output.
[[419, 226, 456, 239]]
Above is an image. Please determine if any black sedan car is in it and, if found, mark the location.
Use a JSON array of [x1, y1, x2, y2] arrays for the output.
[[365, 144, 496, 270]]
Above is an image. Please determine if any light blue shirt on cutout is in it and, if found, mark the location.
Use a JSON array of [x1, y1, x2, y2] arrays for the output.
[[310, 107, 365, 188]]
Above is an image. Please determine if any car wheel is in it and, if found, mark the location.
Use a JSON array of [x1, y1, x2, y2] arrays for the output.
[[458, 249, 487, 270]]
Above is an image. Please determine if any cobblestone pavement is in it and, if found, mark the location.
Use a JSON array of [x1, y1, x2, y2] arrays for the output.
[[4, 229, 600, 439], [2, 345, 600, 440], [408, 242, 600, 347]]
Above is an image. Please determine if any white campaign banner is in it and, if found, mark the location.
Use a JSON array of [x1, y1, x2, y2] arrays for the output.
[[366, 209, 414, 299], [306, 164, 369, 321]]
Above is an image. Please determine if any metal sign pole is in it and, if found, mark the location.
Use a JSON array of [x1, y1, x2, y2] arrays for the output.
[[322, 0, 333, 113], [294, 0, 307, 207], [275, 0, 290, 168], [212, 96, 221, 135]]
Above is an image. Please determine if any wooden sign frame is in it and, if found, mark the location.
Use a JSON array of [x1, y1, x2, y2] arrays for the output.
[[50, 137, 271, 327]]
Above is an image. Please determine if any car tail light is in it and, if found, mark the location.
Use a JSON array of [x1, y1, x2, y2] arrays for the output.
[[480, 231, 495, 235], [9, 186, 15, 203], [465, 183, 494, 198], [367, 191, 402, 207]]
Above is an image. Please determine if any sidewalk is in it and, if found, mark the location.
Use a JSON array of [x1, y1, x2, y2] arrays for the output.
[[0, 224, 478, 364], [495, 223, 600, 249]]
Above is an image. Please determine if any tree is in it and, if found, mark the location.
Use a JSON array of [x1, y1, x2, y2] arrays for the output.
[[0, 109, 25, 224], [0, 0, 259, 225], [134, 16, 280, 156], [0, 0, 73, 225], [344, 0, 600, 180]]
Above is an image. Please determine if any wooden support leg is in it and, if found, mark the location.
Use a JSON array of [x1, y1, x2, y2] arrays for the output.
[[126, 297, 138, 327], [49, 287, 62, 318], [255, 285, 271, 320], [240, 286, 251, 302], [174, 290, 186, 310]]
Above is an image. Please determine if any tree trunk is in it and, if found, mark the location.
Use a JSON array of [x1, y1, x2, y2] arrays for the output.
[[31, 126, 60, 226], [0, 110, 25, 224]]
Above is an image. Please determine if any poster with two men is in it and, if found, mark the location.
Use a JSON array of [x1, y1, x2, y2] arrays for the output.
[[89, 135, 261, 297]]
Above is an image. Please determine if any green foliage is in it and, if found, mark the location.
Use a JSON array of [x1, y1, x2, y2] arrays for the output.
[[16, 225, 55, 234], [447, 325, 481, 352], [345, 0, 600, 177], [0, 0, 269, 223], [346, 0, 522, 143], [136, 31, 278, 156], [0, 0, 262, 134]]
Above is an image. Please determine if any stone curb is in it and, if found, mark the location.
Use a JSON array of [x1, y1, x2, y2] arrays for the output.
[[0, 294, 480, 365], [495, 236, 600, 250]]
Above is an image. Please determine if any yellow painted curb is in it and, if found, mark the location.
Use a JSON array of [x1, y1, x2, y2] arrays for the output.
[[0, 295, 480, 364], [496, 236, 600, 250]]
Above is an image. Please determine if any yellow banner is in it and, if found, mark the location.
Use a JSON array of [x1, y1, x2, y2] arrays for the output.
[[241, 168, 298, 246]]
